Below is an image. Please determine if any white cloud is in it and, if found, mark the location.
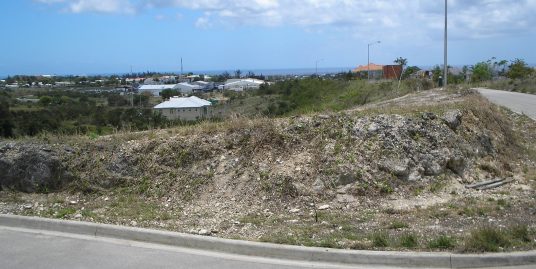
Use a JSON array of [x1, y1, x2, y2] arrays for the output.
[[36, 0, 136, 14], [35, 0, 536, 40]]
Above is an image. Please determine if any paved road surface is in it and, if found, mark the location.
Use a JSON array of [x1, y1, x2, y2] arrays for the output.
[[475, 88, 536, 120], [2, 227, 535, 269], [0, 227, 392, 269]]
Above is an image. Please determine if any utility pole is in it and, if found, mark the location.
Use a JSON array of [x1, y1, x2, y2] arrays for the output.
[[315, 59, 323, 77], [443, 0, 448, 89], [180, 57, 183, 82], [368, 41, 381, 81]]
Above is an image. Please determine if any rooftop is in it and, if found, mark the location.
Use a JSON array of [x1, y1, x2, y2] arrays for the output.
[[139, 84, 176, 90], [154, 96, 211, 109], [353, 63, 384, 72]]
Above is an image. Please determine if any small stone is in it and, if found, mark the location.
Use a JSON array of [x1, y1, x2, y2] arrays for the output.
[[288, 219, 299, 224], [23, 204, 33, 210], [74, 213, 82, 219], [289, 208, 300, 213], [104, 197, 110, 201], [318, 204, 330, 210], [130, 221, 138, 226], [69, 200, 78, 205], [198, 229, 211, 236]]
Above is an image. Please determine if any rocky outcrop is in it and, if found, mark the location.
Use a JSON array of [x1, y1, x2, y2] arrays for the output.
[[0, 143, 73, 193]]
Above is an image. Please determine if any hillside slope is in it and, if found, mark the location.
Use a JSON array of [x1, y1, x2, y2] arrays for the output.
[[1, 88, 535, 251]]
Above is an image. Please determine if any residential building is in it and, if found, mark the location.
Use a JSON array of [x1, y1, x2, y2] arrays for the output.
[[219, 78, 265, 91], [138, 84, 177, 96], [352, 63, 402, 80], [353, 63, 384, 79], [175, 82, 202, 94], [192, 80, 214, 91], [154, 96, 212, 121]]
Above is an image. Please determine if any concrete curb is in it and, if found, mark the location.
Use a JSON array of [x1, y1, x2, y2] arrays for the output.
[[1, 214, 535, 268]]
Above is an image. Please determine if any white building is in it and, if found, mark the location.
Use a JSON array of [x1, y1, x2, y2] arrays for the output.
[[192, 80, 214, 91], [175, 82, 202, 94], [154, 96, 212, 121], [219, 78, 265, 91], [138, 85, 177, 96]]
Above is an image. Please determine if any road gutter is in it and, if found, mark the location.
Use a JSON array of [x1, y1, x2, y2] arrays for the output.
[[1, 214, 535, 268]]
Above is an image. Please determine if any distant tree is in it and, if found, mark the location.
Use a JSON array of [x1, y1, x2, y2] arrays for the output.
[[0, 94, 14, 137], [432, 66, 442, 82], [402, 66, 420, 79], [107, 94, 129, 106], [160, 89, 180, 100], [507, 59, 533, 80], [394, 57, 408, 90], [38, 96, 53, 106], [394, 57, 408, 69], [471, 61, 493, 82], [235, 69, 242, 78], [246, 71, 255, 78]]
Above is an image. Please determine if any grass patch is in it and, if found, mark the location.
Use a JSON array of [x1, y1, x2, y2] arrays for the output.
[[463, 226, 510, 252], [108, 193, 161, 221], [428, 235, 456, 250], [388, 220, 409, 230], [55, 207, 76, 219], [510, 225, 531, 243], [371, 231, 390, 248], [399, 233, 419, 248]]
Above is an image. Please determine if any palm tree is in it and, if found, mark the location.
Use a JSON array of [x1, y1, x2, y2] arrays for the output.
[[394, 57, 408, 90]]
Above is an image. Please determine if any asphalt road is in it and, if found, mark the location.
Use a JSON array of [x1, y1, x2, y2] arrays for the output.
[[0, 227, 393, 269], [2, 227, 535, 269], [475, 88, 536, 120]]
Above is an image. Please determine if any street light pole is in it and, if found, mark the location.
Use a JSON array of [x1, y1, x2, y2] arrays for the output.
[[368, 41, 381, 81], [443, 0, 448, 88]]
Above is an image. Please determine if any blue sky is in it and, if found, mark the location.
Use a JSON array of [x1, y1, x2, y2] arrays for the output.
[[1, 0, 535, 76]]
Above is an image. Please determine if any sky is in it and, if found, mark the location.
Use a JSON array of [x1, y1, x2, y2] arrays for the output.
[[1, 0, 535, 76]]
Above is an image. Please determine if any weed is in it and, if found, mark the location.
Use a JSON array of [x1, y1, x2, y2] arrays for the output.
[[377, 181, 393, 194], [239, 214, 266, 226], [136, 176, 151, 195], [496, 199, 510, 208], [510, 225, 531, 243], [429, 180, 446, 193], [399, 233, 419, 248], [463, 227, 510, 252], [55, 207, 76, 218], [388, 220, 409, 230], [80, 209, 96, 218], [428, 235, 456, 249], [371, 232, 389, 248]]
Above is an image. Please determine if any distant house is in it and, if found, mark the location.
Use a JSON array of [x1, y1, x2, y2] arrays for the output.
[[154, 96, 212, 121], [192, 80, 214, 91], [352, 63, 402, 80], [175, 82, 203, 94], [138, 84, 177, 96], [219, 78, 265, 91]]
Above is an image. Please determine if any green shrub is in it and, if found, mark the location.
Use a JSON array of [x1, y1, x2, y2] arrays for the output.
[[510, 225, 531, 242]]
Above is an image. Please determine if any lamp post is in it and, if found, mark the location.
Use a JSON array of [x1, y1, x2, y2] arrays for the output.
[[315, 59, 324, 77], [443, 0, 448, 88], [368, 41, 381, 81]]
